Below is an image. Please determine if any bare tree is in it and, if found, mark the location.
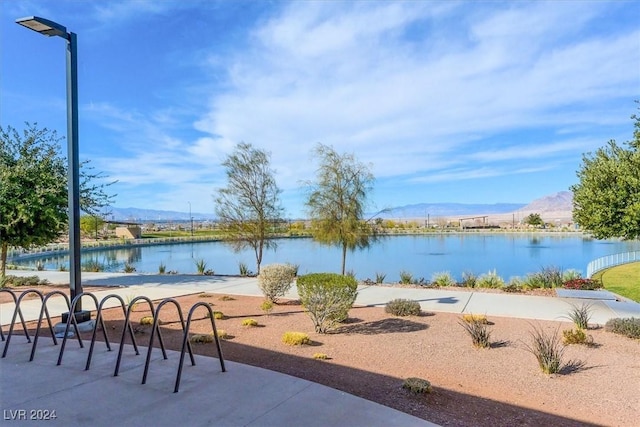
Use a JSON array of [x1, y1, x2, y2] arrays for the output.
[[214, 143, 283, 274], [305, 143, 375, 275]]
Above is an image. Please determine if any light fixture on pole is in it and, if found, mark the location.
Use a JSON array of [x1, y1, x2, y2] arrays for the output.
[[16, 16, 88, 322]]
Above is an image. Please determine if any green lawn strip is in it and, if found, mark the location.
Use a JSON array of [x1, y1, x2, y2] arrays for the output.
[[593, 262, 640, 302]]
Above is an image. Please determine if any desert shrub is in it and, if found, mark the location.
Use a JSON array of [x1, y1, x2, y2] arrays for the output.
[[260, 299, 274, 315], [431, 271, 455, 287], [198, 292, 215, 298], [461, 271, 477, 288], [476, 270, 504, 288], [158, 262, 166, 274], [281, 331, 310, 346], [206, 311, 225, 320], [562, 328, 593, 345], [524, 325, 570, 374], [375, 272, 386, 284], [504, 277, 524, 293], [459, 317, 491, 348], [241, 318, 258, 327], [1, 275, 48, 287], [562, 278, 602, 290], [238, 262, 252, 276], [566, 303, 592, 330], [57, 264, 68, 272], [140, 316, 154, 325], [313, 353, 329, 360], [605, 317, 640, 339], [216, 329, 229, 339], [402, 377, 432, 394], [562, 269, 582, 282], [123, 262, 136, 273], [195, 259, 208, 274], [399, 270, 413, 284], [82, 259, 105, 272], [522, 273, 545, 289], [462, 313, 488, 324], [385, 299, 421, 316], [219, 295, 236, 301], [190, 333, 214, 344], [258, 263, 297, 303], [536, 266, 564, 288], [296, 273, 358, 333]]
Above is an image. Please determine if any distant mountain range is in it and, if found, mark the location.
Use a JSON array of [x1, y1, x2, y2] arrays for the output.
[[106, 191, 573, 222]]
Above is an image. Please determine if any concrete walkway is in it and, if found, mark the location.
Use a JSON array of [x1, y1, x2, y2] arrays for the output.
[[2, 270, 640, 426]]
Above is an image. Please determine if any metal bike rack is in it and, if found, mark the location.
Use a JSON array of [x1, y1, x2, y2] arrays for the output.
[[142, 298, 192, 387], [174, 301, 226, 393], [0, 289, 28, 342], [30, 290, 81, 362], [57, 292, 101, 365], [85, 294, 138, 371], [114, 295, 167, 377], [2, 289, 44, 358]]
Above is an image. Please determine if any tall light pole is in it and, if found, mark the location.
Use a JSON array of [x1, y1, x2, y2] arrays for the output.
[[16, 16, 87, 319]]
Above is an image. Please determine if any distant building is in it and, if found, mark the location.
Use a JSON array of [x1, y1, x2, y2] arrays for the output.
[[115, 226, 141, 239]]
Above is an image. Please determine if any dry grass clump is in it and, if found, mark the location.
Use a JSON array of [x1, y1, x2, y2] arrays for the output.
[[459, 316, 491, 348], [216, 329, 229, 339], [219, 295, 236, 301], [198, 293, 216, 298], [241, 318, 259, 327], [139, 316, 154, 325], [462, 313, 488, 324], [402, 377, 432, 394], [313, 353, 329, 360], [282, 331, 311, 346], [190, 333, 214, 344], [562, 328, 593, 345]]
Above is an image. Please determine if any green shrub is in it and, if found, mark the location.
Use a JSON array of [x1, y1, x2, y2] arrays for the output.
[[431, 271, 455, 287], [238, 262, 252, 276], [526, 266, 564, 288], [0, 275, 49, 287], [562, 269, 582, 282], [459, 317, 491, 348], [402, 377, 432, 394], [562, 328, 593, 345], [258, 263, 297, 303], [282, 331, 311, 346], [123, 262, 136, 273], [260, 299, 274, 315], [375, 272, 386, 284], [477, 270, 504, 288], [399, 270, 413, 284], [82, 259, 105, 272], [385, 299, 421, 316], [504, 277, 524, 293], [158, 262, 166, 274], [296, 273, 358, 333], [313, 353, 329, 360], [140, 316, 154, 325], [566, 303, 592, 330], [195, 259, 208, 274], [605, 317, 640, 339], [461, 271, 477, 288]]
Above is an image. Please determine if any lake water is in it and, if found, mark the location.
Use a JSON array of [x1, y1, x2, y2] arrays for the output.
[[15, 234, 640, 282]]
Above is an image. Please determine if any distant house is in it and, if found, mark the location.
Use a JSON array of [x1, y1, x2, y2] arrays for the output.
[[115, 226, 141, 239]]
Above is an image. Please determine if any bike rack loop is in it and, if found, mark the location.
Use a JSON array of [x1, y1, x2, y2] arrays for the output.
[[57, 292, 101, 366], [0, 289, 29, 342], [114, 295, 165, 377], [174, 301, 226, 393], [29, 290, 79, 362], [142, 298, 192, 387], [2, 289, 45, 358], [85, 294, 138, 371]]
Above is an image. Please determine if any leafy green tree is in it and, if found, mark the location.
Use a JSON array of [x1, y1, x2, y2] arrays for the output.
[[305, 143, 375, 275], [0, 124, 114, 277], [214, 142, 284, 274], [524, 213, 544, 227], [80, 215, 105, 238], [571, 109, 640, 240]]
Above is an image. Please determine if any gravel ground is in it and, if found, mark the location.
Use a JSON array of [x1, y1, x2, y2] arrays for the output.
[[7, 287, 639, 427]]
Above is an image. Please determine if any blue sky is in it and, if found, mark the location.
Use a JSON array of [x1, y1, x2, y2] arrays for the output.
[[2, 1, 639, 218]]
